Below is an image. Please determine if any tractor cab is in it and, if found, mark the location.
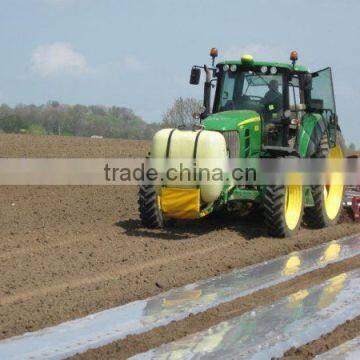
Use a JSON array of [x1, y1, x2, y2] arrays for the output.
[[190, 49, 339, 157], [213, 56, 304, 149]]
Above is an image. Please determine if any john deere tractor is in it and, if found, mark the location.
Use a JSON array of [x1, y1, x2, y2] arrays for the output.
[[139, 49, 345, 237]]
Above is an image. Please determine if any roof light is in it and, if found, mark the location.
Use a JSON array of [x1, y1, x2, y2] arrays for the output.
[[241, 54, 254, 64], [210, 48, 219, 58], [270, 66, 278, 75], [210, 48, 219, 66]]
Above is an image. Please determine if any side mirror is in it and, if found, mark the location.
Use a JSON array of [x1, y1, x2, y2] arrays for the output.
[[303, 73, 313, 91], [190, 67, 201, 85]]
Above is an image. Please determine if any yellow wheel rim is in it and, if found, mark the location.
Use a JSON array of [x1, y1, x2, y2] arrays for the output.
[[324, 145, 344, 220], [285, 185, 303, 230]]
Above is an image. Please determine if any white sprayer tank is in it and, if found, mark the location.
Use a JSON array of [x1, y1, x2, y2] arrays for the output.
[[150, 128, 227, 204]]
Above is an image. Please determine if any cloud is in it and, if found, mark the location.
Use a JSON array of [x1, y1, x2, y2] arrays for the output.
[[31, 42, 89, 77], [223, 43, 287, 62], [122, 55, 146, 73]]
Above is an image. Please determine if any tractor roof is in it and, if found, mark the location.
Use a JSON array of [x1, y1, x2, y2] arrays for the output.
[[220, 60, 309, 73]]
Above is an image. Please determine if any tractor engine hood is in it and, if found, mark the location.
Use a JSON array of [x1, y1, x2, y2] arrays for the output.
[[203, 110, 260, 132]]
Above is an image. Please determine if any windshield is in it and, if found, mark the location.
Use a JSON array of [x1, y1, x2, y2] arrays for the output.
[[214, 69, 284, 115]]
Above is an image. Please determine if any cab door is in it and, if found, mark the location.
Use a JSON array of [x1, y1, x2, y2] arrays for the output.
[[310, 67, 337, 146]]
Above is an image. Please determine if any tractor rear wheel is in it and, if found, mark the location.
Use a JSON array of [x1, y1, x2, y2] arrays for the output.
[[264, 184, 304, 237], [138, 185, 164, 228], [303, 132, 345, 228]]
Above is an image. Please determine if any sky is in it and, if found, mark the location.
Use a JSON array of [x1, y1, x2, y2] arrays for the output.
[[0, 0, 359, 145]]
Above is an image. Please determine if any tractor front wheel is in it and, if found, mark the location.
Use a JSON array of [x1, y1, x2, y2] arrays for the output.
[[138, 185, 164, 228], [264, 185, 304, 237]]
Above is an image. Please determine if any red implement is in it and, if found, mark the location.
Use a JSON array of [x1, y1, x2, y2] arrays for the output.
[[351, 196, 360, 221]]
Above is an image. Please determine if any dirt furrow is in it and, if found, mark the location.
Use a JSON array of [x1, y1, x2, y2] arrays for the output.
[[0, 239, 233, 306], [281, 316, 360, 359], [73, 256, 360, 359], [1, 216, 359, 340]]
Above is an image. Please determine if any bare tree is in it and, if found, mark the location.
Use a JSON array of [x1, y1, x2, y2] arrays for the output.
[[162, 97, 202, 128], [348, 143, 356, 151]]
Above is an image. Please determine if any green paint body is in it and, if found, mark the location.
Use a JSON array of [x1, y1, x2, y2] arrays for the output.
[[297, 113, 323, 158], [204, 110, 262, 158], [202, 109, 323, 207]]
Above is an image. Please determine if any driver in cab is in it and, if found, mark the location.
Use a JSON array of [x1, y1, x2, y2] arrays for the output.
[[261, 79, 283, 132], [261, 79, 282, 110]]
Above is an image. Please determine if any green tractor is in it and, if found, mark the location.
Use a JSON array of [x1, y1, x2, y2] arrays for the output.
[[139, 49, 345, 237]]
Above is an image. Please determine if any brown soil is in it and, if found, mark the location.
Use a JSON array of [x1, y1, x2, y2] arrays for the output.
[[281, 316, 360, 359], [0, 134, 359, 353], [0, 134, 149, 158], [74, 256, 360, 360]]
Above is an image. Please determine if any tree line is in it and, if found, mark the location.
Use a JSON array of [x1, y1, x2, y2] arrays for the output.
[[6, 99, 355, 150], [0, 98, 202, 140], [0, 102, 162, 140]]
